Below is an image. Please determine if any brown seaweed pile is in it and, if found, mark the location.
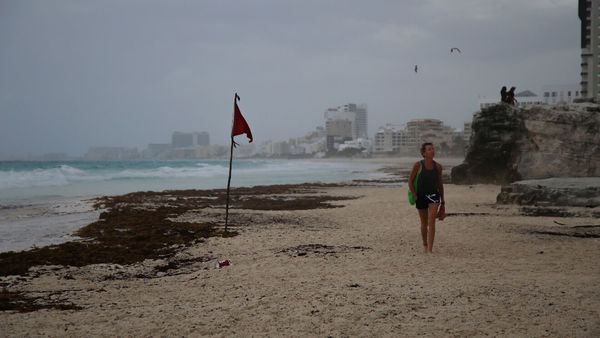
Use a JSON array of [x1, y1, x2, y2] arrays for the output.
[[0, 183, 355, 278], [1, 288, 82, 313], [278, 244, 372, 258]]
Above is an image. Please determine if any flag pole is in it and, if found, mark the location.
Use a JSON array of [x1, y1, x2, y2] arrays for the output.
[[225, 93, 238, 232]]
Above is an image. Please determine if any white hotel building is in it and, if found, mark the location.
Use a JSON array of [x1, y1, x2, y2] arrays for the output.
[[541, 84, 582, 105]]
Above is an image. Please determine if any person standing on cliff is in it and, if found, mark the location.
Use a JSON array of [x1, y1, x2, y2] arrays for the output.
[[500, 86, 508, 103], [408, 143, 445, 254], [507, 86, 517, 105]]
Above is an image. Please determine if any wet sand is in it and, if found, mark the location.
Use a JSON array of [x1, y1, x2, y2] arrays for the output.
[[0, 197, 99, 253]]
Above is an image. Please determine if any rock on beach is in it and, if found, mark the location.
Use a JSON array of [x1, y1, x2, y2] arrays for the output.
[[496, 177, 600, 207], [451, 103, 600, 185]]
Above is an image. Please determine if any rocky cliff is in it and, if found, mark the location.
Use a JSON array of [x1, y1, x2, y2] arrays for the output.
[[451, 103, 600, 184]]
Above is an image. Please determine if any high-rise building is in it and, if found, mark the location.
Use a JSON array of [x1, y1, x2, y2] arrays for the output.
[[171, 132, 210, 148], [580, 0, 600, 101], [353, 104, 369, 139], [373, 124, 407, 152], [325, 119, 353, 152], [373, 119, 456, 154], [463, 122, 472, 143], [406, 119, 455, 150], [324, 103, 368, 140]]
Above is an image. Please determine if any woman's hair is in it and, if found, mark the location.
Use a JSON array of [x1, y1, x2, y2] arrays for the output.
[[420, 142, 433, 156]]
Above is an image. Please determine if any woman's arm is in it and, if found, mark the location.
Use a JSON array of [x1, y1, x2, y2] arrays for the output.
[[408, 162, 420, 200], [437, 163, 445, 204], [437, 163, 446, 220]]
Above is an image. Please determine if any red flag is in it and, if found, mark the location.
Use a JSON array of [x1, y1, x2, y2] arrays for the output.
[[232, 93, 253, 143]]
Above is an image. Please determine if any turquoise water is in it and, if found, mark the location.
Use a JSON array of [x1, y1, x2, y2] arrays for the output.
[[0, 160, 387, 202]]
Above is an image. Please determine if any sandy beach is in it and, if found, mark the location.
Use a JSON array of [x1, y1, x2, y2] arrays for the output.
[[1, 170, 599, 336]]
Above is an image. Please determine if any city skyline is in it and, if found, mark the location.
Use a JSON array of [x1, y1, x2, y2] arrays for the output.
[[1, 1, 579, 157], [1, 112, 472, 160]]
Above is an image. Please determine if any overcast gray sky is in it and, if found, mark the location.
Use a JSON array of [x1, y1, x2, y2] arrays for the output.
[[0, 0, 579, 157]]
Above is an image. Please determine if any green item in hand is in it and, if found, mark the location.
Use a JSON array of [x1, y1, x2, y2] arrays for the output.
[[408, 163, 421, 205]]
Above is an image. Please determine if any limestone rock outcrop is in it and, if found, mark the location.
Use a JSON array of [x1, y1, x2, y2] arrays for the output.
[[451, 103, 600, 184], [496, 177, 600, 207]]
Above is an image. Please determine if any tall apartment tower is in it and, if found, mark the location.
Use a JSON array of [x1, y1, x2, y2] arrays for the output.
[[324, 103, 368, 140], [343, 104, 368, 139], [580, 0, 600, 101]]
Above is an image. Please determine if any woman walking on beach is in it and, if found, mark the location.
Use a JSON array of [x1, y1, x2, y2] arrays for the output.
[[408, 142, 445, 254]]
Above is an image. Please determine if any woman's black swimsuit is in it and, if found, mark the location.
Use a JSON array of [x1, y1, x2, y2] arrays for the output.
[[416, 160, 440, 210]]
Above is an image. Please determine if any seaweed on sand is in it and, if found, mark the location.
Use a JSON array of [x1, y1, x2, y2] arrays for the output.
[[0, 183, 357, 277], [0, 288, 82, 313]]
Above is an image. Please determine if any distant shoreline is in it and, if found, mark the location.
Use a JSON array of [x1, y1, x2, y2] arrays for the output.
[[0, 155, 465, 163]]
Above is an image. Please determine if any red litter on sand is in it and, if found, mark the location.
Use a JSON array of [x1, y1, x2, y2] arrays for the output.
[[214, 259, 232, 268]]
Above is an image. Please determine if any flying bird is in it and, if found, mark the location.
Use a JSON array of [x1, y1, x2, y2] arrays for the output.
[[450, 47, 461, 54]]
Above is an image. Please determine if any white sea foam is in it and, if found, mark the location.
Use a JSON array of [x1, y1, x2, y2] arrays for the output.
[[0, 161, 338, 189], [111, 164, 228, 179], [0, 168, 68, 189], [0, 160, 387, 201], [0, 163, 229, 190]]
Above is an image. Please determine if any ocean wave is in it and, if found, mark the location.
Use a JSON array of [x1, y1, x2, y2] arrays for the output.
[[111, 164, 228, 179], [0, 167, 70, 189], [0, 160, 382, 194], [0, 163, 231, 189]]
